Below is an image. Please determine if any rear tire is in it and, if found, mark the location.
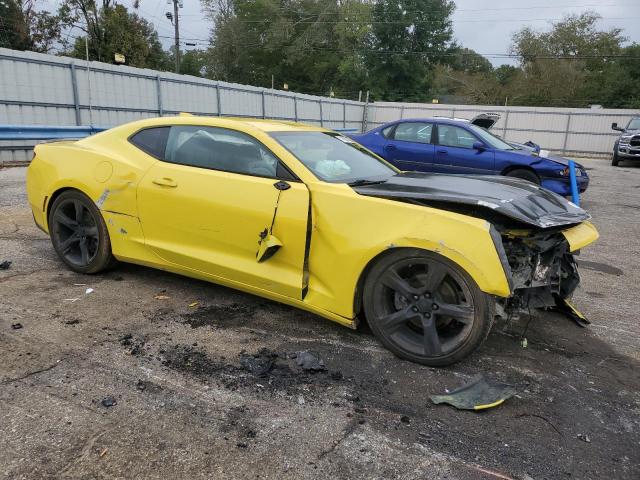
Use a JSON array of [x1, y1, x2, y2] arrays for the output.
[[611, 151, 620, 166], [505, 168, 540, 184], [362, 249, 494, 367], [48, 190, 116, 274]]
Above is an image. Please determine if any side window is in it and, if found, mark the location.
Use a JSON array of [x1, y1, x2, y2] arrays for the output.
[[129, 127, 170, 159], [381, 125, 394, 138], [438, 125, 478, 149], [392, 122, 433, 144], [165, 125, 283, 178]]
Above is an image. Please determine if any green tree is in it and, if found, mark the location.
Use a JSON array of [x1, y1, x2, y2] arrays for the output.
[[62, 1, 170, 69], [510, 12, 628, 107], [204, 0, 372, 98], [447, 47, 493, 74], [0, 0, 63, 52], [178, 49, 207, 77], [366, 0, 455, 101]]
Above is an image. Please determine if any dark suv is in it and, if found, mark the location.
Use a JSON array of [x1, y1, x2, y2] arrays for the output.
[[612, 117, 640, 166]]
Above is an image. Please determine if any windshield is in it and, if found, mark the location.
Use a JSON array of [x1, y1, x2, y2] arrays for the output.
[[270, 131, 397, 184], [628, 118, 640, 130], [467, 124, 515, 150]]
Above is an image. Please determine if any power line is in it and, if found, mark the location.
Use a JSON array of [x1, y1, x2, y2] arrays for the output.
[[194, 16, 640, 25], [182, 2, 638, 16]]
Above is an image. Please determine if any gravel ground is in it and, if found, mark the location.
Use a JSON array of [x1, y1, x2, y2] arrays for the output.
[[1, 159, 639, 480]]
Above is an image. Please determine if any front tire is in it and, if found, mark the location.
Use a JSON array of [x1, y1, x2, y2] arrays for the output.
[[611, 151, 620, 166], [362, 249, 494, 367], [48, 190, 116, 274], [505, 168, 540, 184]]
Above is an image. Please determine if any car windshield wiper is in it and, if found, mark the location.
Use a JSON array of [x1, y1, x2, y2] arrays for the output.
[[347, 179, 388, 186]]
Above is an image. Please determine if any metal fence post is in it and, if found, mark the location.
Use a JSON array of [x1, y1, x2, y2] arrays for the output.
[[156, 75, 163, 116], [400, 105, 405, 119], [69, 63, 81, 126], [562, 113, 572, 154], [319, 99, 324, 127], [261, 90, 266, 119], [216, 83, 222, 116], [502, 110, 510, 139], [293, 95, 298, 122]]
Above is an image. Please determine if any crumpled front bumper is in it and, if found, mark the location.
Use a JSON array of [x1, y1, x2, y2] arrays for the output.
[[497, 221, 599, 311], [541, 175, 589, 196]]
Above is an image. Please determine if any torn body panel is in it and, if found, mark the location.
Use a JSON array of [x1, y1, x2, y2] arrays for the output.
[[302, 182, 512, 319]]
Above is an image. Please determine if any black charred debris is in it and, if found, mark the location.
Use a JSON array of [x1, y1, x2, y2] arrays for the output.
[[239, 349, 329, 376]]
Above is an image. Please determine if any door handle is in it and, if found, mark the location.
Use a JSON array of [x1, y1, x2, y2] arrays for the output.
[[437, 150, 448, 154], [384, 144, 396, 150], [152, 177, 178, 188]]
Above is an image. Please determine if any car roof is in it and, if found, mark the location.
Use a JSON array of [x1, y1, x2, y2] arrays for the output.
[[384, 117, 472, 127], [126, 115, 329, 133]]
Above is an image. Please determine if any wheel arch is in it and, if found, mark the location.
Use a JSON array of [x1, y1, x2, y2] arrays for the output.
[[353, 244, 508, 319], [500, 164, 540, 179], [45, 186, 88, 230]]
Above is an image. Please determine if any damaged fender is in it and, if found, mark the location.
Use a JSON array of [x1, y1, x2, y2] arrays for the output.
[[301, 182, 513, 320]]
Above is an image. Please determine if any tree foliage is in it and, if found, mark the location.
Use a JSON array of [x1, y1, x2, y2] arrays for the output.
[[4, 3, 640, 108], [434, 12, 640, 108], [203, 0, 375, 97], [366, 0, 455, 101], [61, 1, 169, 69], [0, 0, 63, 52]]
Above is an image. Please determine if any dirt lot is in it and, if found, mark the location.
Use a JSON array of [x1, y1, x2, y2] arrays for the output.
[[1, 159, 639, 480]]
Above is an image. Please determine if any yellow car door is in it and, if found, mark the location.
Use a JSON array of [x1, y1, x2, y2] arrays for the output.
[[135, 125, 309, 299]]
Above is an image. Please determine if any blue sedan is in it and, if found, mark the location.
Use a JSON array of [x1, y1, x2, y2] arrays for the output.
[[349, 118, 589, 196]]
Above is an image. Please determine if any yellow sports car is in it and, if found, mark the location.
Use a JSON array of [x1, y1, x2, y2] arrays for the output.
[[26, 116, 598, 366]]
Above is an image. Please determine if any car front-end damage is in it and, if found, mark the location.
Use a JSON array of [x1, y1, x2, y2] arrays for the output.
[[492, 223, 596, 322], [353, 171, 599, 320]]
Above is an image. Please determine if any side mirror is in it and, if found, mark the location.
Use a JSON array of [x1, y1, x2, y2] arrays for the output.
[[472, 141, 486, 151], [612, 122, 624, 132]]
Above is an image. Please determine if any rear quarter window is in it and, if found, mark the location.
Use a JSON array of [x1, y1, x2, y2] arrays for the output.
[[129, 127, 170, 159]]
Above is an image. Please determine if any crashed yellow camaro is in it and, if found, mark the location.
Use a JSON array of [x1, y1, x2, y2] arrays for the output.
[[26, 116, 598, 366]]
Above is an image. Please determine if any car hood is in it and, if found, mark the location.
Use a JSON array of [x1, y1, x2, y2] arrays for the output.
[[508, 149, 582, 169], [352, 172, 589, 229]]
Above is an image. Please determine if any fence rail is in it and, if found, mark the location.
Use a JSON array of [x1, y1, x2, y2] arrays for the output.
[[1, 47, 639, 165]]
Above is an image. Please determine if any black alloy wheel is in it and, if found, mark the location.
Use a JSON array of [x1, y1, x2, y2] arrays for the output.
[[49, 190, 115, 273], [363, 250, 493, 366]]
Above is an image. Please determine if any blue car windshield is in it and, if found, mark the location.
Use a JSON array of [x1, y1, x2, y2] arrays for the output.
[[468, 124, 515, 150], [271, 131, 397, 184]]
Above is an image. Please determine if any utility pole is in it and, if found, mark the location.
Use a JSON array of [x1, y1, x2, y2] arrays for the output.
[[172, 0, 181, 73]]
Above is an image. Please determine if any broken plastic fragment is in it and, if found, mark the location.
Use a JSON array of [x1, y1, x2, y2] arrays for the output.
[[101, 396, 117, 408], [430, 374, 516, 411], [256, 233, 283, 263], [294, 351, 327, 372], [85, 288, 94, 294], [552, 295, 590, 328]]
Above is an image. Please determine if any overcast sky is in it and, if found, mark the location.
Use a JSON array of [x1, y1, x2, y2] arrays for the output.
[[54, 0, 640, 66]]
